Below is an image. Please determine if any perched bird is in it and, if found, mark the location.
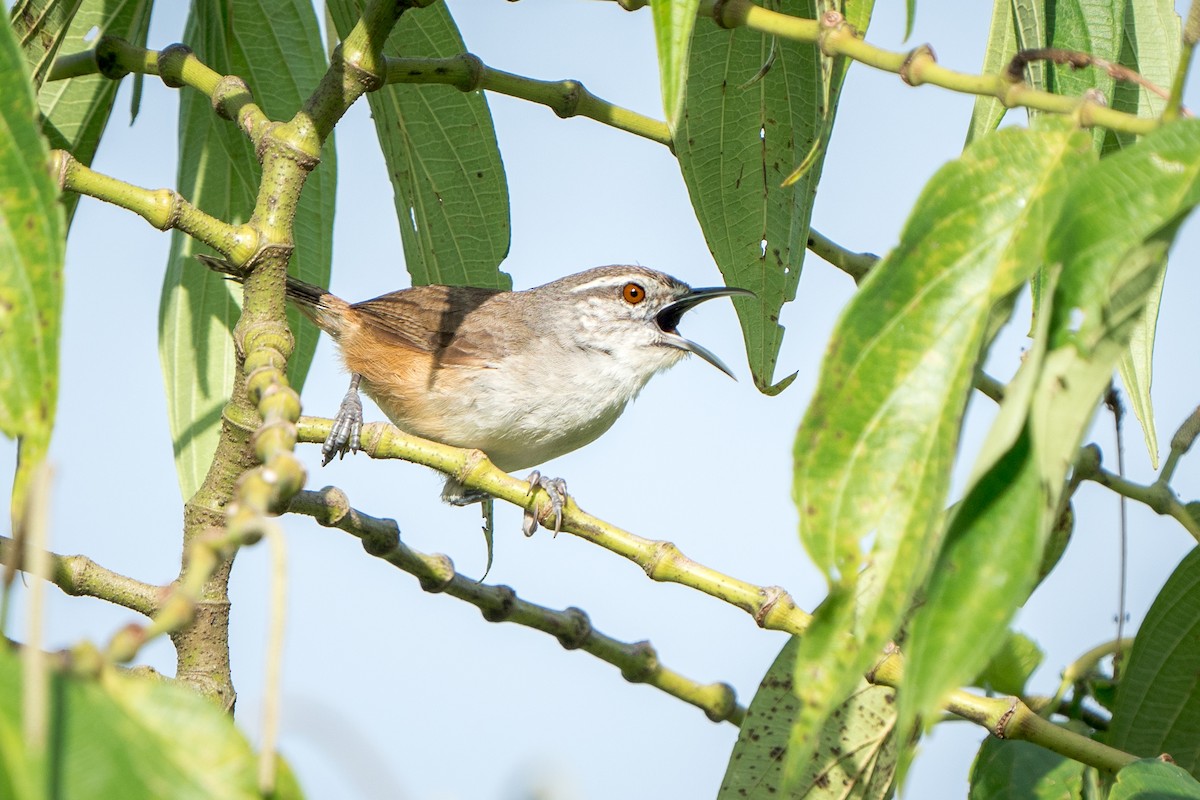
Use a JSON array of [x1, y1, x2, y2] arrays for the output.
[[199, 256, 750, 535]]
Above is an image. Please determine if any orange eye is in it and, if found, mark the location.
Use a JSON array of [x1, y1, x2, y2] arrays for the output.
[[622, 282, 645, 304]]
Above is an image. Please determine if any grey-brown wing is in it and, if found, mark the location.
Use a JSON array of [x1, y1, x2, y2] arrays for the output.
[[350, 285, 513, 365]]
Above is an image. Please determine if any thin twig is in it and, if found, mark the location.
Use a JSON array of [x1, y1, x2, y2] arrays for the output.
[[287, 487, 745, 726]]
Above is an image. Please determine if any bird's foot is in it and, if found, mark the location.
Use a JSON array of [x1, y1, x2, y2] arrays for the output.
[[522, 471, 568, 537], [322, 374, 364, 466]]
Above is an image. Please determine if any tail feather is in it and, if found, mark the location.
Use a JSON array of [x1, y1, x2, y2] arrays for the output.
[[194, 254, 351, 338]]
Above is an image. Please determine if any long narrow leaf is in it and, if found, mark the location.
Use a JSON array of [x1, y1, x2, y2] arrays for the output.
[[327, 0, 510, 289], [1111, 0, 1181, 467], [37, 0, 153, 226], [650, 0, 699, 132], [159, 0, 334, 499], [0, 12, 65, 531], [8, 0, 83, 89], [965, 0, 1016, 144], [674, 4, 820, 394]]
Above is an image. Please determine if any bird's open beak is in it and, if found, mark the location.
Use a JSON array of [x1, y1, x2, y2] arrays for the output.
[[656, 286, 755, 380]]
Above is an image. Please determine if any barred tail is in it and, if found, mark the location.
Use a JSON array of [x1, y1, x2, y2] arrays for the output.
[[194, 254, 352, 338]]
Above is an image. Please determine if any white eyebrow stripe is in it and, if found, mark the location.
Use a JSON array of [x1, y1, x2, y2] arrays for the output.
[[568, 276, 638, 293]]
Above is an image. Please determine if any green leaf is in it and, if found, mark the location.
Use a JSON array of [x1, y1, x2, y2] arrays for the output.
[[1011, 0, 1049, 99], [790, 121, 1092, 779], [0, 648, 303, 798], [1110, 0, 1181, 468], [650, 0, 698, 132], [674, 2, 825, 393], [905, 119, 1200, 739], [0, 11, 65, 532], [1047, 0, 1122, 153], [968, 736, 1085, 799], [719, 637, 899, 800], [8, 0, 84, 89], [965, 0, 1016, 145], [1108, 547, 1200, 777], [973, 630, 1044, 697], [1109, 760, 1200, 800], [327, 1, 510, 289], [37, 0, 154, 226], [159, 0, 334, 500]]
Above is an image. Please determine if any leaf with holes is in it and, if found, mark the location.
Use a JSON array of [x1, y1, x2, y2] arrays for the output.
[[327, 0, 510, 289]]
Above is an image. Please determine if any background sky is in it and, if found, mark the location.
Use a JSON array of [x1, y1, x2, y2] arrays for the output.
[[6, 2, 1200, 798]]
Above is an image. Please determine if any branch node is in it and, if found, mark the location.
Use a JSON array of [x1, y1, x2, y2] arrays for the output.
[[557, 607, 592, 650], [94, 36, 129, 80], [157, 43, 193, 88], [480, 584, 517, 622], [994, 696, 1019, 738], [711, 0, 737, 30], [417, 554, 456, 594], [901, 44, 937, 87], [456, 52, 484, 91], [212, 75, 252, 121], [755, 585, 788, 627], [334, 42, 385, 94], [620, 641, 659, 683]]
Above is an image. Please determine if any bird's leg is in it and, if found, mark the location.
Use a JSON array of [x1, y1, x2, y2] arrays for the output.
[[522, 471, 568, 537], [322, 373, 364, 466]]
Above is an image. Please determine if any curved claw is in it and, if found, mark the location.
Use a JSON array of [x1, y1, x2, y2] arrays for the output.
[[322, 374, 364, 466], [522, 470, 568, 537]]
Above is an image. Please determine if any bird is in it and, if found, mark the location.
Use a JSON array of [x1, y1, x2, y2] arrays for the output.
[[198, 256, 751, 536]]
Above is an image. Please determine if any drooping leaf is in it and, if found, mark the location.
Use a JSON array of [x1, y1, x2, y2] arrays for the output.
[[0, 11, 65, 533], [1109, 0, 1181, 468], [904, 119, 1200, 736], [719, 637, 899, 800], [327, 0, 510, 289], [159, 0, 334, 499], [8, 0, 84, 89], [789, 121, 1092, 782], [968, 735, 1085, 799], [1109, 760, 1200, 800], [37, 0, 154, 226], [965, 0, 1016, 145], [674, 2, 821, 394], [1107, 547, 1200, 777], [650, 0, 699, 132], [0, 648, 303, 798]]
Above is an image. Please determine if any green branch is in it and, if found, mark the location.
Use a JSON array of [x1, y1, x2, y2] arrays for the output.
[[294, 416, 1139, 772], [384, 54, 673, 147], [288, 486, 744, 726], [295, 417, 813, 635], [806, 228, 878, 283], [48, 150, 259, 262], [1076, 410, 1200, 543], [0, 535, 160, 617], [611, 0, 1163, 137]]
